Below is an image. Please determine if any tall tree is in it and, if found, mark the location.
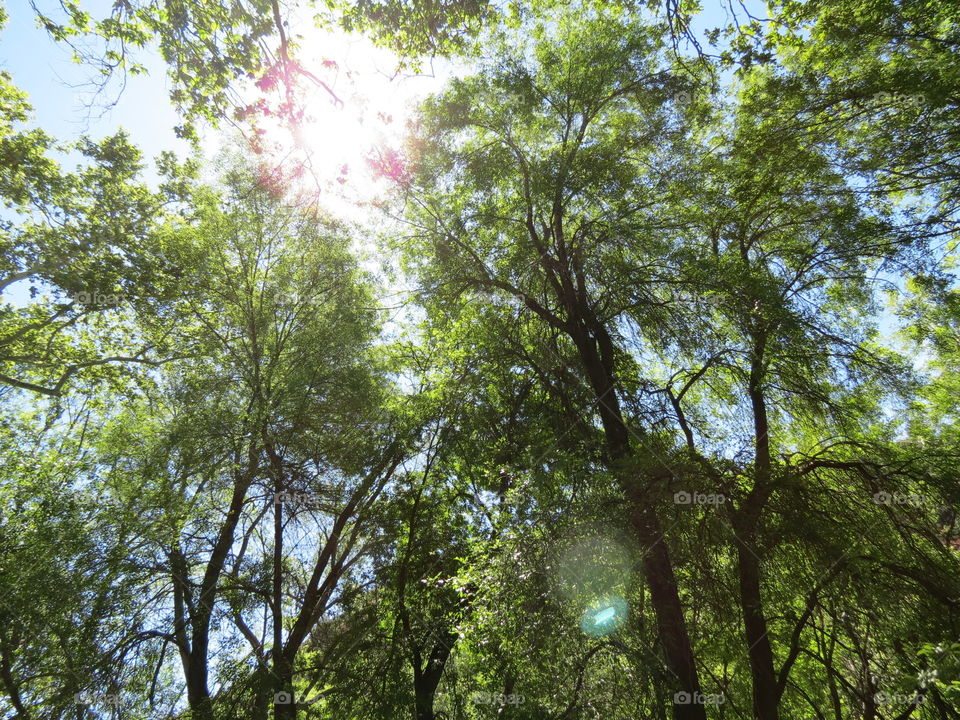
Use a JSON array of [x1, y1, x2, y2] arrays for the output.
[[93, 157, 400, 719], [395, 8, 712, 717]]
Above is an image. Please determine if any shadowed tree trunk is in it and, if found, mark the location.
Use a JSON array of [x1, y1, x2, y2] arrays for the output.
[[732, 335, 781, 720], [171, 447, 257, 720], [412, 631, 457, 720]]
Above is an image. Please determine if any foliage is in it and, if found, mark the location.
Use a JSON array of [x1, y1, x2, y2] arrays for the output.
[[1, 2, 960, 720]]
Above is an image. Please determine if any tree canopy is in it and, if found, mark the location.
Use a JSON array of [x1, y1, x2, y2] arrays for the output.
[[1, 1, 958, 719]]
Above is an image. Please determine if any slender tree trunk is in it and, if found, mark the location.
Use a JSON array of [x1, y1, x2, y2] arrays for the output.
[[413, 675, 436, 720], [863, 684, 878, 720], [271, 465, 297, 720], [627, 491, 706, 720], [569, 322, 705, 720], [182, 472, 252, 720], [185, 665, 214, 720], [0, 627, 28, 719], [272, 657, 297, 720], [249, 663, 272, 720], [733, 529, 780, 720], [497, 675, 516, 719], [170, 544, 214, 720], [187, 604, 215, 720], [820, 618, 843, 720], [730, 341, 781, 720], [170, 449, 255, 720]]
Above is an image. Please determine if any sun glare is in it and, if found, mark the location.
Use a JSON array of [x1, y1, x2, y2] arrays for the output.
[[245, 26, 449, 213]]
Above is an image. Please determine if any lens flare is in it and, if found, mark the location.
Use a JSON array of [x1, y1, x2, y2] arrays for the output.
[[581, 596, 628, 636], [555, 534, 635, 636]]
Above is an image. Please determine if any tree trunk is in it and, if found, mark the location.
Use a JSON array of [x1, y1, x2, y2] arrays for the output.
[[413, 676, 436, 720], [272, 659, 297, 720], [569, 322, 705, 720], [627, 490, 706, 720], [732, 340, 781, 720], [0, 627, 29, 720], [734, 532, 780, 720], [412, 633, 455, 720], [172, 455, 255, 720], [249, 663, 272, 720], [272, 469, 297, 720], [185, 661, 214, 720]]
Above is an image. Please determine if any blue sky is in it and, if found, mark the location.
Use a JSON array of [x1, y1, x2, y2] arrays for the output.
[[1, 0, 192, 167]]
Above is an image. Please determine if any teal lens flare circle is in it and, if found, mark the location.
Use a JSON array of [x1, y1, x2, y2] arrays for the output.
[[580, 595, 627, 636]]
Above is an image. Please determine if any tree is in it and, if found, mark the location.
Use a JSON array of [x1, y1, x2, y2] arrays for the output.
[[768, 0, 960, 215], [3, 1, 960, 718], [0, 403, 163, 719], [86, 156, 402, 720], [0, 62, 193, 398], [394, 8, 713, 717]]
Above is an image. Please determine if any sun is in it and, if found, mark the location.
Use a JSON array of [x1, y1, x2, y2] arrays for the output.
[[296, 75, 394, 200], [243, 26, 449, 211]]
